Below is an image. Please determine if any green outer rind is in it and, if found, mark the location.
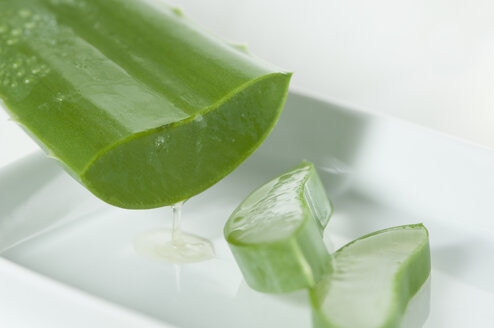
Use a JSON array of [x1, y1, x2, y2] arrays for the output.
[[303, 164, 334, 231], [81, 72, 291, 208], [0, 0, 292, 209], [309, 224, 431, 328], [224, 161, 333, 293], [228, 210, 332, 293]]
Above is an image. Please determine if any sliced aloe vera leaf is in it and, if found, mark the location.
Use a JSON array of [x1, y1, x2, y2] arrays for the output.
[[0, 0, 291, 209], [224, 161, 333, 293], [310, 224, 431, 328]]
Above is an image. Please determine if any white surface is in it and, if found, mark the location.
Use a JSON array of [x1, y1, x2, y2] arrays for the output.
[[0, 257, 173, 328], [1, 91, 493, 327]]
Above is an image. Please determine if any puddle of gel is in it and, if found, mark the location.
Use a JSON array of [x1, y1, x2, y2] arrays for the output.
[[134, 202, 215, 264]]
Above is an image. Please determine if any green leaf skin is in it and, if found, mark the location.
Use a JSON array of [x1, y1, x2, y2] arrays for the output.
[[0, 0, 291, 209], [310, 224, 431, 328], [224, 161, 333, 293]]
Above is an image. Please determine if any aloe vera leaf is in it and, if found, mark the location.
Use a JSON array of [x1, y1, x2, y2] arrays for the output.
[[224, 161, 333, 293], [0, 0, 291, 209], [310, 224, 431, 328]]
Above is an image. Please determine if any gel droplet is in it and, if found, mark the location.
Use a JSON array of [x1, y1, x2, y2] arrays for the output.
[[18, 9, 31, 18], [11, 29, 22, 36], [24, 22, 36, 30], [171, 7, 184, 17], [155, 135, 166, 148]]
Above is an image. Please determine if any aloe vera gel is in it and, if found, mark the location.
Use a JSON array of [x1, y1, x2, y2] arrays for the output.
[[224, 161, 333, 293], [310, 224, 431, 328], [0, 0, 291, 209], [134, 202, 215, 263]]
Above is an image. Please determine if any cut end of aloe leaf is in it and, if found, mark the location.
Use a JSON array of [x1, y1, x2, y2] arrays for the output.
[[226, 161, 332, 245], [0, 0, 291, 209], [81, 72, 291, 209], [310, 224, 431, 328], [225, 161, 333, 293]]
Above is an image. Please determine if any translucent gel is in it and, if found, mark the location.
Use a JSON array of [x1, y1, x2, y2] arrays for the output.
[[134, 202, 215, 264]]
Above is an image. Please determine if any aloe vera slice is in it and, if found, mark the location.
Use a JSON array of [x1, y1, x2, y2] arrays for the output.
[[310, 224, 431, 328], [224, 161, 333, 293], [0, 0, 291, 209]]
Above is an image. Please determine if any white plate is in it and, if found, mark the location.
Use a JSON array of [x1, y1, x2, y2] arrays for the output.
[[1, 91, 493, 328]]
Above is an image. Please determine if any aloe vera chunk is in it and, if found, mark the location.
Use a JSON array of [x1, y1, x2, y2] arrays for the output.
[[0, 0, 291, 209], [310, 224, 431, 328], [224, 161, 333, 293]]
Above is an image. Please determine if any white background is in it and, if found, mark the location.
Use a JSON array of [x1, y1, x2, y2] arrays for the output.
[[2, 0, 494, 167]]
